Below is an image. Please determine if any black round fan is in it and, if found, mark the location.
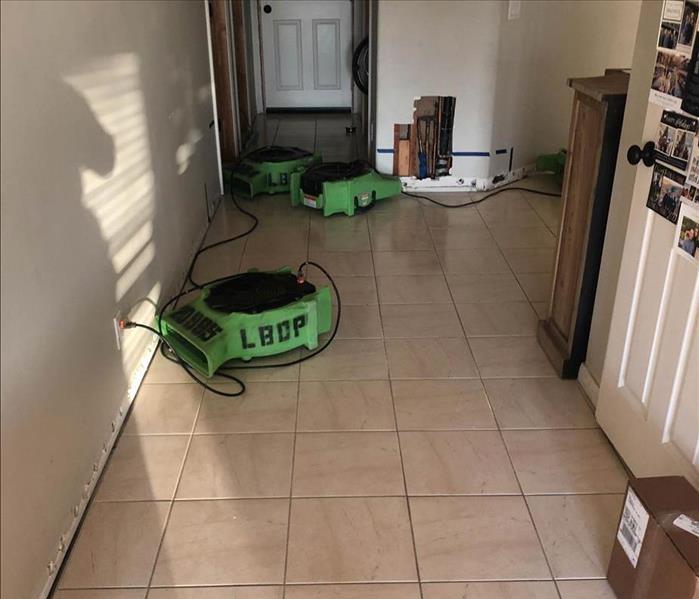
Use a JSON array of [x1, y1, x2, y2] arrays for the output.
[[352, 37, 369, 95], [300, 161, 372, 197], [244, 146, 313, 163], [204, 272, 316, 314]]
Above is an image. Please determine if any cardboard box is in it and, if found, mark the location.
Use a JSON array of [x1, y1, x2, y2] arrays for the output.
[[608, 476, 699, 599]]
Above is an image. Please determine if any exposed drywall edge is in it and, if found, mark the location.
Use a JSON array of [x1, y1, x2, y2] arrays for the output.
[[250, 0, 264, 114], [205, 0, 224, 194], [401, 164, 536, 192], [38, 338, 156, 599], [578, 362, 600, 408], [37, 202, 219, 599]]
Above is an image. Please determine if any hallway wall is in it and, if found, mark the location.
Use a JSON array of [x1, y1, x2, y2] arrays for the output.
[[374, 0, 641, 178], [0, 2, 219, 598]]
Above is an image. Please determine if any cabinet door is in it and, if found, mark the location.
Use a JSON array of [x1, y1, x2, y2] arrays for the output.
[[550, 92, 605, 348]]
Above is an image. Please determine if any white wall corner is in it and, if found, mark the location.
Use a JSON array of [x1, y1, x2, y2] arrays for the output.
[[578, 362, 600, 408]]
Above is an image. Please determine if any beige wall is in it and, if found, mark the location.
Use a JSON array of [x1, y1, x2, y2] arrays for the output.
[[0, 2, 219, 598], [375, 0, 642, 176]]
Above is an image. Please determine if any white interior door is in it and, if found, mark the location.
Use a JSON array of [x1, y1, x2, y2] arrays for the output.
[[597, 0, 699, 486], [260, 0, 352, 109]]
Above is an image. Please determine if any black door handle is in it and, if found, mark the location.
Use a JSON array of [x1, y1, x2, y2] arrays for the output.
[[627, 141, 656, 167]]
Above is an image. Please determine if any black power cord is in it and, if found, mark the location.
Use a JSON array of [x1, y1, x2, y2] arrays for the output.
[[121, 183, 342, 397], [401, 182, 561, 207], [125, 260, 341, 397], [186, 194, 259, 289], [123, 321, 249, 397]]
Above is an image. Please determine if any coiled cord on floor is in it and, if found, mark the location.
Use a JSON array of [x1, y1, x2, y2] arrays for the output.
[[122, 188, 342, 397]]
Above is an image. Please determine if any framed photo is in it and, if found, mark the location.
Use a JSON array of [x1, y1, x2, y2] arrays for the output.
[[675, 202, 699, 262], [655, 110, 697, 171], [651, 49, 691, 110], [678, 0, 699, 51], [647, 164, 685, 224]]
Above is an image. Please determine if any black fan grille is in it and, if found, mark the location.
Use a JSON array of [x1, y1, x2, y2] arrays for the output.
[[244, 145, 313, 164], [204, 272, 316, 314], [300, 161, 371, 197]]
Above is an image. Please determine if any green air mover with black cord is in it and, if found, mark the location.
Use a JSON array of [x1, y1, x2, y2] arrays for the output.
[[156, 268, 332, 378], [225, 145, 321, 198], [122, 153, 558, 396], [125, 261, 339, 398], [290, 160, 402, 217]]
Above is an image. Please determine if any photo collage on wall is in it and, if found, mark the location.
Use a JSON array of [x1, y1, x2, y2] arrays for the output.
[[649, 0, 699, 224], [675, 202, 699, 262]]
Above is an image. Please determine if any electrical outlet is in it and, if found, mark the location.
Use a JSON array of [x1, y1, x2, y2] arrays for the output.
[[112, 311, 123, 350]]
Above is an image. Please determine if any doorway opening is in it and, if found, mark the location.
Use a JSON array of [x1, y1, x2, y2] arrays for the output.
[[207, 0, 376, 167]]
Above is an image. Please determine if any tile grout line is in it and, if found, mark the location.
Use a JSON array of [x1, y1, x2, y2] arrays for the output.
[[484, 387, 564, 599], [421, 188, 561, 597], [280, 376, 301, 597], [474, 187, 553, 310], [368, 200, 425, 599], [143, 387, 205, 596], [91, 490, 627, 504], [281, 184, 313, 597], [61, 575, 604, 592], [421, 194, 483, 380]]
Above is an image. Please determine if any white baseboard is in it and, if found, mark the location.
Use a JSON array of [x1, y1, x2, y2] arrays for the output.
[[578, 362, 600, 407]]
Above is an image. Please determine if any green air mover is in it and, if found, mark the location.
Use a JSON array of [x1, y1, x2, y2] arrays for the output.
[[159, 269, 332, 378], [290, 161, 402, 217], [225, 146, 321, 198]]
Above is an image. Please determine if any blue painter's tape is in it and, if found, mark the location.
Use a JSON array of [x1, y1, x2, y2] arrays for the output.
[[377, 149, 507, 158]]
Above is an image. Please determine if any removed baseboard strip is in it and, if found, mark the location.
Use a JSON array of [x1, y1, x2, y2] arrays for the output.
[[400, 164, 536, 192], [39, 199, 221, 599], [578, 362, 601, 408]]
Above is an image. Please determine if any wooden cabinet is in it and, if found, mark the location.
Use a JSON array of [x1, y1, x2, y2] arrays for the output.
[[538, 73, 629, 378]]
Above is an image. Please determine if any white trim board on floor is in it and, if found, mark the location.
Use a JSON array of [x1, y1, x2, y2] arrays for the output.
[[400, 164, 536, 192], [578, 362, 600, 407]]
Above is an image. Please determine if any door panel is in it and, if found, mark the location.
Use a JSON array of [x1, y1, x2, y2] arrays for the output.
[[623, 211, 674, 400], [671, 324, 698, 464], [261, 0, 352, 109], [274, 20, 303, 90], [313, 20, 341, 90], [596, 0, 698, 485]]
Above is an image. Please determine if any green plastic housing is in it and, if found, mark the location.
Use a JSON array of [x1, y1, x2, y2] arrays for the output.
[[224, 153, 321, 198], [159, 271, 332, 378], [290, 169, 402, 217]]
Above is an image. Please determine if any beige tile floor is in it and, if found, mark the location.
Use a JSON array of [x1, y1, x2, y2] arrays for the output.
[[54, 114, 625, 599]]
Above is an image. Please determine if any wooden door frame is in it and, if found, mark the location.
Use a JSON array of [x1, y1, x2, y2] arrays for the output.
[[209, 0, 238, 164], [230, 0, 251, 142]]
